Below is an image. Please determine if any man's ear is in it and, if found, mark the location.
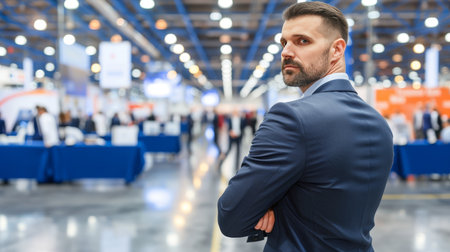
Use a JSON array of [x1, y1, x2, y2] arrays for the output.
[[330, 38, 346, 62]]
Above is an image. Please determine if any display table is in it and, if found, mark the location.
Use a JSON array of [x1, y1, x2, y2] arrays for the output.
[[102, 134, 181, 153], [0, 142, 145, 183], [392, 141, 450, 178], [51, 143, 145, 183], [0, 142, 49, 182]]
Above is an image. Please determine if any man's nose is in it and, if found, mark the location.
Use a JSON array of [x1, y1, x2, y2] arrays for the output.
[[281, 43, 294, 58]]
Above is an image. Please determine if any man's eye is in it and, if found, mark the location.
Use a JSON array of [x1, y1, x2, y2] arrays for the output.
[[298, 39, 309, 44]]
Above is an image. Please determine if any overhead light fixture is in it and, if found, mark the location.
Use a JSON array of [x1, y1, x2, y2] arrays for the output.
[[184, 60, 194, 69], [274, 33, 282, 43], [392, 67, 402, 75], [164, 33, 177, 45], [63, 34, 76, 45], [91, 63, 101, 73], [394, 75, 404, 83], [210, 11, 222, 21], [35, 69, 45, 78], [445, 33, 450, 42], [0, 46, 6, 56], [171, 44, 184, 54], [361, 0, 377, 7], [219, 17, 232, 29], [110, 34, 122, 42], [45, 63, 55, 72], [33, 19, 47, 31], [368, 10, 380, 19], [89, 19, 101, 30], [220, 44, 232, 55], [408, 71, 418, 80], [140, 0, 155, 9], [64, 0, 79, 10], [413, 43, 425, 54], [155, 19, 167, 30], [372, 43, 384, 53], [179, 52, 191, 62], [15, 35, 27, 45], [396, 33, 409, 43], [424, 17, 438, 28], [263, 53, 274, 62], [267, 44, 280, 54], [44, 46, 55, 56], [189, 65, 200, 74], [141, 55, 150, 63], [219, 34, 231, 44], [218, 0, 233, 9], [85, 46, 97, 56], [392, 53, 402, 62], [116, 18, 126, 26], [410, 60, 421, 71], [131, 68, 142, 78], [346, 18, 355, 27]]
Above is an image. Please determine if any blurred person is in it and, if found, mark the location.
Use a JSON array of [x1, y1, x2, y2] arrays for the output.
[[218, 2, 393, 251], [110, 113, 121, 130], [83, 114, 96, 134], [212, 107, 222, 153], [37, 106, 59, 147], [440, 119, 450, 144], [422, 103, 434, 141], [226, 108, 246, 171], [0, 112, 6, 135], [390, 110, 411, 144], [31, 105, 43, 141], [431, 107, 442, 139], [93, 111, 107, 136], [247, 110, 258, 136], [412, 102, 424, 140]]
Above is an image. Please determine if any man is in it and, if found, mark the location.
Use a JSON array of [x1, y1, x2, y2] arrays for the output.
[[217, 2, 393, 252], [37, 106, 59, 147], [226, 108, 246, 171], [0, 112, 6, 135]]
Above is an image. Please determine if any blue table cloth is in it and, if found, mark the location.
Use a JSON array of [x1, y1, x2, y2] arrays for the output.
[[102, 134, 181, 153], [0, 142, 49, 182], [51, 143, 145, 183], [392, 141, 450, 178]]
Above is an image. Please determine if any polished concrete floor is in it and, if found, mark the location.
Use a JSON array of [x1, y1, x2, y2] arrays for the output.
[[1, 129, 450, 252]]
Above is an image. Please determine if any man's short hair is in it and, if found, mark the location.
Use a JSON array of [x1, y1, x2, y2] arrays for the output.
[[283, 1, 348, 43]]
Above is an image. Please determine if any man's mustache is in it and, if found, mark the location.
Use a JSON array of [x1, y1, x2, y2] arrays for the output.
[[282, 58, 302, 69]]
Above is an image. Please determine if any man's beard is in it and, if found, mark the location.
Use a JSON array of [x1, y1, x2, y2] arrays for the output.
[[282, 49, 329, 88]]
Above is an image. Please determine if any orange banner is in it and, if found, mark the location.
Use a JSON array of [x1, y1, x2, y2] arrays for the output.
[[375, 87, 450, 121]]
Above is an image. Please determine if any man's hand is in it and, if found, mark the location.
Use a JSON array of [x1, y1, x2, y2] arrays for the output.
[[254, 209, 275, 233]]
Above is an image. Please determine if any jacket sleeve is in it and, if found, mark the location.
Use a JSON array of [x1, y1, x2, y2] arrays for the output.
[[217, 102, 306, 237]]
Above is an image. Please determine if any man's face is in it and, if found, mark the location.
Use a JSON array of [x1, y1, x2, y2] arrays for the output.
[[280, 15, 333, 88]]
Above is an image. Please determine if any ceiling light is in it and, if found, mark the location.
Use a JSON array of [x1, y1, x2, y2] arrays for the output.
[[392, 54, 402, 62], [35, 69, 45, 78], [218, 0, 233, 9], [368, 10, 380, 19], [179, 52, 191, 62], [346, 18, 355, 27], [392, 67, 402, 75], [382, 79, 391, 88], [219, 34, 231, 44], [361, 0, 377, 7], [424, 17, 438, 28], [131, 68, 142, 78], [274, 33, 282, 43], [155, 19, 167, 30], [167, 70, 178, 79], [116, 18, 126, 26], [210, 11, 222, 21], [396, 33, 409, 43], [91, 63, 101, 73], [263, 53, 274, 62], [45, 63, 55, 72], [220, 44, 232, 55], [408, 71, 418, 79], [445, 33, 450, 42], [164, 33, 177, 45], [410, 60, 421, 71], [44, 46, 55, 56], [140, 0, 155, 9], [184, 60, 194, 69], [85, 46, 97, 56], [189, 65, 200, 74], [0, 46, 7, 56], [372, 43, 384, 53], [89, 19, 101, 30], [141, 55, 150, 63], [412, 81, 421, 90], [63, 34, 75, 45], [110, 34, 122, 42], [15, 35, 27, 45], [33, 19, 47, 31], [219, 17, 232, 29], [64, 0, 79, 10], [171, 44, 184, 54], [413, 43, 425, 54], [394, 75, 404, 83], [368, 77, 377, 85], [267, 44, 280, 54]]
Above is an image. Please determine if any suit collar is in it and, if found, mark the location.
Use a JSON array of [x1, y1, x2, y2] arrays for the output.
[[312, 79, 357, 94]]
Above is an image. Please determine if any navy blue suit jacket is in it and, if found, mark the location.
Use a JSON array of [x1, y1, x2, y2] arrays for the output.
[[218, 79, 393, 251]]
